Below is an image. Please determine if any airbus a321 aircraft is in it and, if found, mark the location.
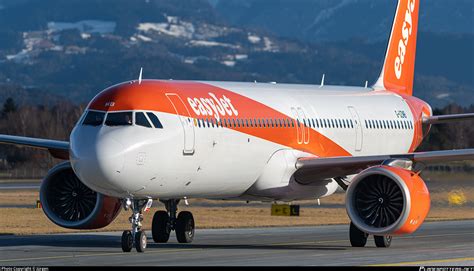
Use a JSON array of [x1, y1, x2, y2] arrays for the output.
[[1, 0, 473, 252]]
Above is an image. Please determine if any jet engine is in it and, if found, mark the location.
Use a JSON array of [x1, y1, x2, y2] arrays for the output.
[[40, 162, 122, 229], [346, 165, 430, 235]]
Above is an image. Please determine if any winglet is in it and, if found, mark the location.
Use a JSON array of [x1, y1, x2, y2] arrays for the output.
[[373, 0, 420, 96]]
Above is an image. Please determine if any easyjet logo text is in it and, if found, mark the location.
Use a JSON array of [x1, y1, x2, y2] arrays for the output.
[[187, 93, 238, 120], [394, 0, 416, 80]]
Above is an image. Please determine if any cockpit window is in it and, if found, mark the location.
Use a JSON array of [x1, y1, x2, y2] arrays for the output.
[[146, 112, 163, 128], [105, 112, 133, 126], [135, 112, 152, 128], [82, 111, 105, 126]]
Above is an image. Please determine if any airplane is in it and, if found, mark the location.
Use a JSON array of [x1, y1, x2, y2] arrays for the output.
[[1, 0, 473, 253]]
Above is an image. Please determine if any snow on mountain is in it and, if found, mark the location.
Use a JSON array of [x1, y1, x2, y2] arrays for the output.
[[136, 15, 236, 41], [262, 37, 278, 52], [5, 11, 281, 69], [47, 20, 116, 34], [215, 0, 473, 42], [137, 19, 195, 39], [303, 0, 358, 34], [247, 34, 261, 44], [187, 40, 239, 49], [133, 15, 279, 54]]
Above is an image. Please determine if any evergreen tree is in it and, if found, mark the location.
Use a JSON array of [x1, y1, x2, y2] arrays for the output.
[[2, 97, 17, 118]]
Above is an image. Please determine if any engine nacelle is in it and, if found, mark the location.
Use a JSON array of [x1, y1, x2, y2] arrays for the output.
[[346, 165, 430, 235], [40, 162, 122, 229]]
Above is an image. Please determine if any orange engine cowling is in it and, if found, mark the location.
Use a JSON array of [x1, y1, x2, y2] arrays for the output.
[[346, 165, 430, 235], [40, 162, 122, 229]]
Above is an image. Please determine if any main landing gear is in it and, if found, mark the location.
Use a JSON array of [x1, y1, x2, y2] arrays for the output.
[[120, 198, 195, 253], [121, 198, 152, 252], [349, 222, 392, 248], [152, 199, 195, 244]]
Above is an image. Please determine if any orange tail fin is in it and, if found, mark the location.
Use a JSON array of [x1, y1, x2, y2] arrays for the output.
[[373, 0, 420, 96]]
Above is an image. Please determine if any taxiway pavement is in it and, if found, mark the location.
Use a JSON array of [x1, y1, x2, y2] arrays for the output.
[[0, 220, 473, 266]]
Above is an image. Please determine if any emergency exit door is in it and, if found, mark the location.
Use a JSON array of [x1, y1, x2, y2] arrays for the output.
[[347, 106, 363, 152]]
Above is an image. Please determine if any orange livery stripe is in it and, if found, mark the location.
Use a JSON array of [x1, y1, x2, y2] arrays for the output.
[[89, 80, 351, 158]]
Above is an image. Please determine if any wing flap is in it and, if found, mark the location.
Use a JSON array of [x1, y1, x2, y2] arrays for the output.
[[0, 134, 69, 160], [295, 149, 474, 184]]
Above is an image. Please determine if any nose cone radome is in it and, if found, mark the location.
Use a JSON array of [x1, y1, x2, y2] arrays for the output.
[[71, 133, 125, 195]]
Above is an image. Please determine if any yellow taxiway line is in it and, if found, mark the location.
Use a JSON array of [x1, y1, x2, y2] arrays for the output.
[[369, 257, 474, 266]]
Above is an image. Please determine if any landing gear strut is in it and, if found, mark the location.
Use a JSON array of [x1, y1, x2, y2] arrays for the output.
[[152, 199, 195, 244], [121, 198, 152, 252]]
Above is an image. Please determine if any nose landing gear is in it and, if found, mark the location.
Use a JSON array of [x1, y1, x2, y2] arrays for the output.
[[152, 199, 195, 244], [121, 198, 152, 252]]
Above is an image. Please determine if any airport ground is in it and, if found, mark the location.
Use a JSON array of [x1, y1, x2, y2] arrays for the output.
[[0, 171, 472, 266], [0, 171, 472, 235], [0, 220, 472, 266]]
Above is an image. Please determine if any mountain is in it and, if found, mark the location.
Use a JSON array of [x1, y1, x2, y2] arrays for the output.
[[0, 0, 472, 108], [214, 0, 474, 42]]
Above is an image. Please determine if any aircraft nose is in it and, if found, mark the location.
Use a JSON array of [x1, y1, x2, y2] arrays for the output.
[[95, 138, 125, 174], [71, 136, 125, 193]]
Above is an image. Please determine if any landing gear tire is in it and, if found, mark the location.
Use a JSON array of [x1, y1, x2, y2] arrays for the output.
[[135, 230, 147, 252], [122, 198, 152, 252], [152, 210, 171, 243], [350, 222, 368, 247], [374, 235, 392, 248], [121, 230, 133, 252], [176, 211, 195, 243]]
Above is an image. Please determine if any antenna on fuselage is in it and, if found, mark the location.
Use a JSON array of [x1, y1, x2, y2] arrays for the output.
[[364, 81, 368, 88], [138, 67, 143, 84], [319, 74, 325, 88]]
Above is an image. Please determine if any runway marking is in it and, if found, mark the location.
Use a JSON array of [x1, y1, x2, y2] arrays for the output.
[[369, 257, 474, 266], [270, 232, 473, 246], [0, 248, 202, 263]]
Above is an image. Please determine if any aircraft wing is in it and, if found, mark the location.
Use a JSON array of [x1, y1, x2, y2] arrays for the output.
[[423, 113, 474, 124], [0, 134, 69, 160], [294, 149, 474, 184]]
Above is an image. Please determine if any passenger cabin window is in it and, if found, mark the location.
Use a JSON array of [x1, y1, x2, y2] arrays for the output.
[[105, 112, 133, 126], [135, 112, 152, 128], [146, 112, 163, 128], [82, 111, 105, 126]]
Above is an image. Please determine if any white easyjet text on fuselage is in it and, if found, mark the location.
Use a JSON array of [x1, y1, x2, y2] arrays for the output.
[[187, 93, 239, 120]]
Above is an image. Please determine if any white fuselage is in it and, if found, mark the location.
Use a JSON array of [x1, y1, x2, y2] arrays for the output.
[[69, 81, 419, 201]]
